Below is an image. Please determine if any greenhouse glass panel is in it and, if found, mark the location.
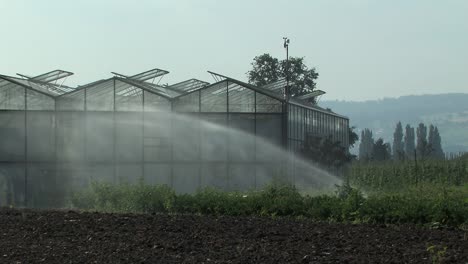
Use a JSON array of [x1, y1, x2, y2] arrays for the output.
[[228, 82, 254, 113], [143, 113, 171, 162], [172, 113, 200, 161], [201, 163, 227, 189], [56, 89, 85, 111], [26, 163, 62, 208], [256, 92, 282, 113], [200, 114, 227, 161], [115, 112, 143, 162], [86, 80, 114, 111], [228, 114, 255, 161], [56, 112, 85, 161], [298, 107, 304, 141], [255, 164, 282, 189], [228, 164, 255, 191], [173, 91, 200, 112], [0, 81, 25, 110], [115, 80, 143, 112], [116, 164, 142, 184], [27, 111, 55, 161], [256, 114, 282, 162], [85, 112, 114, 162], [173, 164, 200, 193], [26, 89, 55, 111], [87, 164, 115, 183], [143, 91, 171, 112], [143, 164, 171, 186], [0, 111, 25, 161], [201, 81, 227, 112], [0, 164, 25, 206]]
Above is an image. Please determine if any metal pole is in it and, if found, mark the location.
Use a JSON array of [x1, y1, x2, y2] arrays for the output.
[[283, 37, 290, 101], [24, 88, 28, 207]]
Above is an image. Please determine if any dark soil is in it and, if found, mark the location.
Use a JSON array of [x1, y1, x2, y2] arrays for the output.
[[0, 208, 466, 263]]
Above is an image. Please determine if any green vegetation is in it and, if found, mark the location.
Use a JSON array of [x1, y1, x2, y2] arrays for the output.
[[70, 155, 468, 228], [427, 244, 447, 264], [349, 159, 468, 191], [71, 178, 468, 228]]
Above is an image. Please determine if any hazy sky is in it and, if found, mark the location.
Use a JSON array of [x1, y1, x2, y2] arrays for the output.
[[1, 0, 467, 101]]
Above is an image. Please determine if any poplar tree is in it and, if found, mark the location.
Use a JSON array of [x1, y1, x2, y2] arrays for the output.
[[392, 121, 404, 160], [404, 124, 415, 159]]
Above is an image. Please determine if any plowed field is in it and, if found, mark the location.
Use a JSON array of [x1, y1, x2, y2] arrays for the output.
[[0, 208, 466, 263]]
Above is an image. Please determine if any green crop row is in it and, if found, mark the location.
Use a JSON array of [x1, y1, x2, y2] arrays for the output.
[[71, 181, 468, 227], [348, 158, 468, 191]]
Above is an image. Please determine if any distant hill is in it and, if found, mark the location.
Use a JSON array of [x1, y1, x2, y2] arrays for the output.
[[320, 93, 468, 154]]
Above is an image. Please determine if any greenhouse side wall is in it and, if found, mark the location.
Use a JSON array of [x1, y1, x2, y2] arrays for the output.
[[1, 77, 348, 208]]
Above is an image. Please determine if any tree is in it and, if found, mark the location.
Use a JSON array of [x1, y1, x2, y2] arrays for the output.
[[247, 53, 319, 103], [247, 54, 280, 86], [404, 124, 415, 159], [348, 126, 359, 148], [372, 138, 392, 161], [358, 128, 374, 161], [392, 121, 404, 160], [301, 135, 353, 169], [280, 57, 319, 98], [431, 126, 445, 159], [416, 123, 430, 159]]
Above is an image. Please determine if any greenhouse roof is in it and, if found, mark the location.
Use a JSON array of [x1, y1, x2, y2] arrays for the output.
[[0, 73, 75, 97], [0, 68, 347, 119]]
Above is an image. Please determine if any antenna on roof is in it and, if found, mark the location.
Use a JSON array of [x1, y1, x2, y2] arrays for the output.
[[283, 37, 290, 101]]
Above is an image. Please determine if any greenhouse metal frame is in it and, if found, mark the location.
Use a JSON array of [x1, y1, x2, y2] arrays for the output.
[[0, 68, 349, 207]]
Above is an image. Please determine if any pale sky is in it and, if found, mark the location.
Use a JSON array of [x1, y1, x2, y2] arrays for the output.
[[1, 0, 467, 101]]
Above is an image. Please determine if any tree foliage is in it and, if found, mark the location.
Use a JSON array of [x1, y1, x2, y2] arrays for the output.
[[348, 126, 359, 148], [358, 129, 374, 161], [247, 53, 319, 102], [372, 138, 392, 161], [392, 121, 404, 160], [301, 135, 353, 169], [404, 124, 415, 159]]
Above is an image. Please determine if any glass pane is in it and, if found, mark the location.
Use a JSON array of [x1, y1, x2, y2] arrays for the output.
[[57, 89, 85, 111], [86, 80, 114, 111], [200, 114, 227, 161], [144, 91, 171, 112], [115, 112, 143, 162], [115, 80, 143, 112], [228, 114, 255, 161], [27, 112, 55, 161], [86, 112, 114, 162], [256, 92, 282, 113], [27, 89, 55, 111], [56, 112, 85, 161], [228, 82, 254, 113], [173, 91, 200, 112], [0, 111, 25, 161], [0, 81, 25, 110], [201, 81, 227, 112]]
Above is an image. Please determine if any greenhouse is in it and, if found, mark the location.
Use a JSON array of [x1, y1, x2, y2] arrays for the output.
[[0, 68, 349, 207]]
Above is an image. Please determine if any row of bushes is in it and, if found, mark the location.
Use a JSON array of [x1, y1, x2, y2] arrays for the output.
[[71, 181, 468, 227]]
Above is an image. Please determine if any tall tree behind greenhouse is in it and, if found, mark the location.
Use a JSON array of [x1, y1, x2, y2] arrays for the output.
[[416, 123, 429, 159], [372, 138, 392, 161], [247, 53, 319, 103], [358, 128, 374, 161], [433, 126, 445, 159], [404, 124, 415, 159], [392, 121, 404, 160], [428, 124, 436, 158]]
